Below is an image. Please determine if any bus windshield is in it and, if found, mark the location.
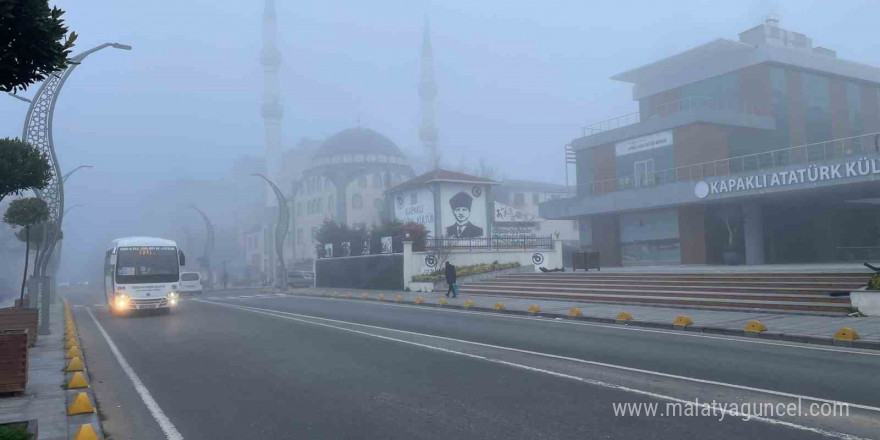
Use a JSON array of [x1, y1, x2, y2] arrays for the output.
[[116, 246, 179, 284]]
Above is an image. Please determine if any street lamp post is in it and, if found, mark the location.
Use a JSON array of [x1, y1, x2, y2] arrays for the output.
[[189, 205, 215, 290], [17, 42, 129, 334], [62, 165, 94, 183], [253, 174, 289, 290], [22, 43, 130, 283]]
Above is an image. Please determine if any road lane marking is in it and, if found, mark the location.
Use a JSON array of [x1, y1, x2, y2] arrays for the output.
[[194, 299, 872, 440], [248, 293, 880, 357], [85, 307, 184, 440], [196, 298, 880, 413]]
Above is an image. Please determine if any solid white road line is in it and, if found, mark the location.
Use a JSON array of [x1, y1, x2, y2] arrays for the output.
[[257, 293, 880, 357], [85, 307, 184, 440], [195, 299, 872, 440]]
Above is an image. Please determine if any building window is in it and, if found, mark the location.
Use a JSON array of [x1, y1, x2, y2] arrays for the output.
[[310, 227, 317, 243], [352, 193, 363, 210], [410, 192, 418, 205], [297, 228, 303, 244], [513, 193, 525, 206], [846, 82, 863, 137], [770, 66, 789, 146], [297, 202, 303, 217], [802, 72, 831, 143], [372, 174, 381, 188], [328, 195, 334, 217], [317, 198, 323, 213], [532, 193, 540, 204], [358, 175, 367, 188]]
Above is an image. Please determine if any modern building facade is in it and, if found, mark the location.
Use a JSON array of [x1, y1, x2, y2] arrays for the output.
[[542, 20, 880, 267]]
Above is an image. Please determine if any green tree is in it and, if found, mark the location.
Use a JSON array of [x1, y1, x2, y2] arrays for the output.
[[0, 0, 77, 93], [3, 197, 48, 305], [0, 138, 52, 204]]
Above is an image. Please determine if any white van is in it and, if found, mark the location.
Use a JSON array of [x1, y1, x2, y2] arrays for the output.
[[179, 271, 203, 295]]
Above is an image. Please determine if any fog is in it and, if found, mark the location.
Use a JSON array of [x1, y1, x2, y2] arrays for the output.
[[2, 0, 879, 291]]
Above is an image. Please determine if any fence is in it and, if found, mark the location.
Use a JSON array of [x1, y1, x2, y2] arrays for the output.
[[425, 235, 554, 251], [583, 132, 880, 195]]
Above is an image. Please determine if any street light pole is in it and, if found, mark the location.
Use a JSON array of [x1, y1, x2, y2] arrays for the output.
[[22, 42, 130, 282], [189, 205, 215, 290], [252, 173, 289, 289], [62, 165, 94, 183]]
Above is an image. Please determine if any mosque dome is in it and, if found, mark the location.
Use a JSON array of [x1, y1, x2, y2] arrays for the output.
[[314, 127, 404, 159]]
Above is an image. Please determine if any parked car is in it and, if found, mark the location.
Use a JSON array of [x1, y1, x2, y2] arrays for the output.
[[179, 271, 203, 295], [286, 271, 314, 288]]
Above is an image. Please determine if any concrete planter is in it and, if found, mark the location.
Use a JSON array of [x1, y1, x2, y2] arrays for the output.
[[851, 287, 880, 316], [0, 329, 29, 393], [0, 307, 39, 347], [0, 420, 38, 440]]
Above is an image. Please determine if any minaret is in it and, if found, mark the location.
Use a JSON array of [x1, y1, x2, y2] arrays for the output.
[[261, 0, 283, 205], [419, 19, 439, 169]]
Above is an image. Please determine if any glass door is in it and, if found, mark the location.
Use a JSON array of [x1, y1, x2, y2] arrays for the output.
[[634, 159, 654, 188]]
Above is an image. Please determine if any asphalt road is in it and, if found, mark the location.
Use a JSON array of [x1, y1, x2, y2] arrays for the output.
[[65, 288, 880, 440]]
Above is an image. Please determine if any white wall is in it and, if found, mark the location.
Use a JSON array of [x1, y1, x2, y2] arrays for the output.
[[392, 187, 436, 237], [403, 239, 563, 289]]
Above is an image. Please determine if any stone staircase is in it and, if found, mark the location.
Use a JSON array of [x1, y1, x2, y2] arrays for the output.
[[459, 271, 872, 314]]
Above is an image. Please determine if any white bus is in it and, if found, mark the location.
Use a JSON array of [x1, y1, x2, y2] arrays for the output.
[[104, 236, 185, 314]]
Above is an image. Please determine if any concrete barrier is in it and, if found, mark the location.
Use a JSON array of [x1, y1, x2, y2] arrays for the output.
[[673, 315, 693, 328], [744, 320, 767, 334], [67, 392, 95, 415]]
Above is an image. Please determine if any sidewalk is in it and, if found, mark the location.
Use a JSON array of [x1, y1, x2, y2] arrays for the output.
[[292, 287, 880, 349], [0, 302, 68, 439]]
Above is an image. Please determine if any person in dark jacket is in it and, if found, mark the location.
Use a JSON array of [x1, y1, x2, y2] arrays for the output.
[[444, 261, 457, 298]]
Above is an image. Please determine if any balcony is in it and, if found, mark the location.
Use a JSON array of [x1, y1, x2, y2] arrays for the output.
[[583, 131, 880, 195], [580, 96, 771, 139]]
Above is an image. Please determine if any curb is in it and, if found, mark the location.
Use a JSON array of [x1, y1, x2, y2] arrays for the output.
[[62, 299, 105, 440], [287, 290, 880, 351]]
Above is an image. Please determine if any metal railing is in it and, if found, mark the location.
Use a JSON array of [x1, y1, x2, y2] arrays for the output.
[[834, 247, 880, 262], [582, 131, 880, 196], [425, 235, 554, 251], [581, 96, 770, 137]]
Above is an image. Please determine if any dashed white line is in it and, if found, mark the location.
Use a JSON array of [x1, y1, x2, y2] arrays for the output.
[[85, 307, 183, 440]]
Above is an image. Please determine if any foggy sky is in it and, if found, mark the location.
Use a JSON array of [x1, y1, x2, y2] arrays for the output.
[[2, 0, 879, 282]]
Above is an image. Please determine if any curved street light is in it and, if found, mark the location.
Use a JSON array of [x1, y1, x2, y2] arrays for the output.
[[23, 43, 130, 280], [252, 174, 289, 289], [62, 165, 94, 183], [189, 205, 215, 289]]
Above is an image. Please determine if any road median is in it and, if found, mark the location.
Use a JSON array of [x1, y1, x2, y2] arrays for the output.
[[281, 288, 880, 351]]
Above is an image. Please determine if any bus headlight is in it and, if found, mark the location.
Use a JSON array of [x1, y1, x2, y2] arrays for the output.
[[115, 294, 129, 309], [167, 291, 179, 306]]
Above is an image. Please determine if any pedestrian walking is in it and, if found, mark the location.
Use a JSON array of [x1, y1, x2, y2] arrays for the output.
[[445, 261, 458, 298]]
